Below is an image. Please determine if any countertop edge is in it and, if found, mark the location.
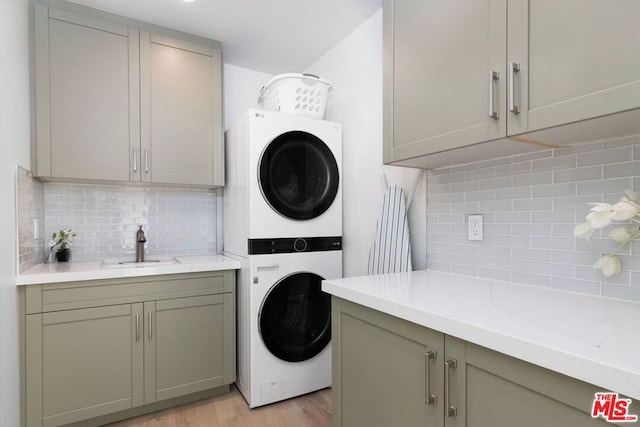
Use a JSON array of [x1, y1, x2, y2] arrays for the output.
[[16, 255, 241, 286]]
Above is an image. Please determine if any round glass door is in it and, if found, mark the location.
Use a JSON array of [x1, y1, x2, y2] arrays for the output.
[[259, 131, 339, 220], [259, 272, 331, 362]]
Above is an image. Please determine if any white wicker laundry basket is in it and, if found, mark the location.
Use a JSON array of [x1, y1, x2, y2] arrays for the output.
[[258, 73, 332, 119]]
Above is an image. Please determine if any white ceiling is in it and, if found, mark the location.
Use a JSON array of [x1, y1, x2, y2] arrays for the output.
[[67, 0, 382, 75]]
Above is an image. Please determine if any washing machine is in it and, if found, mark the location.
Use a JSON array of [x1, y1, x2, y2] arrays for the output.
[[224, 108, 342, 258], [233, 248, 342, 408]]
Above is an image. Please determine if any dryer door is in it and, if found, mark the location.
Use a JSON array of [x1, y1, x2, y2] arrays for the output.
[[259, 272, 331, 362], [259, 131, 339, 220]]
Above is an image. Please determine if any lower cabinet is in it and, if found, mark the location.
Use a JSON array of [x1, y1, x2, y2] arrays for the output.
[[21, 271, 235, 427], [331, 297, 638, 427]]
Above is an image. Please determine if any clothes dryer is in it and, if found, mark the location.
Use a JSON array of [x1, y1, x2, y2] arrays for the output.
[[224, 109, 342, 257], [231, 247, 342, 408]]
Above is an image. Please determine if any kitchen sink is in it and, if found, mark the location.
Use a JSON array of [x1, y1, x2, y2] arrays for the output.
[[101, 257, 180, 269]]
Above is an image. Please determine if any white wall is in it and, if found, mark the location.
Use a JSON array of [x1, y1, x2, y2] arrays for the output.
[[0, 0, 31, 425], [223, 63, 273, 131], [304, 9, 427, 277]]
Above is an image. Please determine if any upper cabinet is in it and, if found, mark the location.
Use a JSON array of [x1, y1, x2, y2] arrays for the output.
[[32, 2, 224, 187], [507, 0, 640, 135], [140, 33, 223, 186], [383, 0, 640, 168]]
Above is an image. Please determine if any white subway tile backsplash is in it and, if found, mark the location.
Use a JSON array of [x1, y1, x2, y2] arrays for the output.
[[493, 211, 531, 223], [604, 134, 640, 149], [495, 161, 531, 177], [479, 199, 512, 212], [464, 167, 495, 181], [531, 210, 576, 223], [465, 190, 495, 202], [511, 223, 551, 236], [512, 150, 552, 163], [553, 166, 603, 183], [16, 166, 45, 273], [577, 146, 632, 167], [513, 198, 552, 211], [484, 223, 511, 235], [532, 155, 576, 172], [426, 134, 640, 301], [531, 237, 574, 251], [513, 171, 553, 187], [512, 248, 552, 262], [532, 182, 576, 197], [495, 187, 531, 200], [479, 176, 513, 190], [603, 161, 640, 179], [602, 284, 640, 301], [43, 183, 217, 262], [451, 181, 478, 193]]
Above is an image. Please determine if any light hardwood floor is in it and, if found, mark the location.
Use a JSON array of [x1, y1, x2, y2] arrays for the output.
[[107, 387, 332, 427]]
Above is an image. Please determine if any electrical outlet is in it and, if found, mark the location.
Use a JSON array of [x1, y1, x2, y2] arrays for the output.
[[468, 214, 483, 241]]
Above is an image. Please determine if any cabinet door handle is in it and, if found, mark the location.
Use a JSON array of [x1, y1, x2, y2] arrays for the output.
[[488, 70, 500, 120], [148, 312, 153, 339], [509, 62, 521, 114], [135, 314, 140, 341], [425, 350, 437, 405], [144, 149, 149, 173], [445, 358, 458, 417], [133, 149, 138, 173]]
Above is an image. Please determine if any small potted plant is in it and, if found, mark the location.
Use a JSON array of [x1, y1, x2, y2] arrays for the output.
[[49, 229, 77, 262]]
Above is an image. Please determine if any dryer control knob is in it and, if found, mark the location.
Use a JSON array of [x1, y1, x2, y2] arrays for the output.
[[293, 238, 308, 252]]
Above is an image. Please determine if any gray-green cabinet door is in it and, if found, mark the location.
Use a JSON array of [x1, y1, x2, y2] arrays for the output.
[[464, 343, 636, 427], [144, 294, 234, 404], [26, 303, 143, 427], [33, 5, 140, 181], [383, 0, 507, 164], [332, 299, 445, 427], [507, 0, 640, 135], [140, 32, 223, 186]]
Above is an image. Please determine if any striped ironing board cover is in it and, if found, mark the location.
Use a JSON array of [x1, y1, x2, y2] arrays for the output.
[[368, 185, 412, 275]]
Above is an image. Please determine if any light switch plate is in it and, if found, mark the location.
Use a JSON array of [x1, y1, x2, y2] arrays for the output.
[[468, 214, 483, 241]]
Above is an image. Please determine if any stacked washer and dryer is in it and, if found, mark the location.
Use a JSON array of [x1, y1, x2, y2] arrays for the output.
[[224, 108, 342, 408]]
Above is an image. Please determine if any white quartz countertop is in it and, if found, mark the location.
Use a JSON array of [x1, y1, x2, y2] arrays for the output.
[[322, 270, 640, 400], [16, 255, 241, 285]]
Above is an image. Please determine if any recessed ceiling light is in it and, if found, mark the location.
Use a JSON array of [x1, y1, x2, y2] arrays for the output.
[[182, 0, 195, 3]]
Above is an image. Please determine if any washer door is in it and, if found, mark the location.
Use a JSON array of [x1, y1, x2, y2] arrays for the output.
[[259, 272, 331, 362], [259, 131, 339, 220]]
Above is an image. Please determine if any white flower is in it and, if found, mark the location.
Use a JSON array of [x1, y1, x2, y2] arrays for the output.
[[577, 189, 640, 277], [593, 254, 621, 277], [573, 222, 595, 240], [611, 200, 640, 221], [586, 203, 615, 228], [608, 227, 634, 244]]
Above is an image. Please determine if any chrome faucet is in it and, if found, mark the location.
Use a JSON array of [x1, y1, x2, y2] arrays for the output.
[[136, 225, 147, 263]]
